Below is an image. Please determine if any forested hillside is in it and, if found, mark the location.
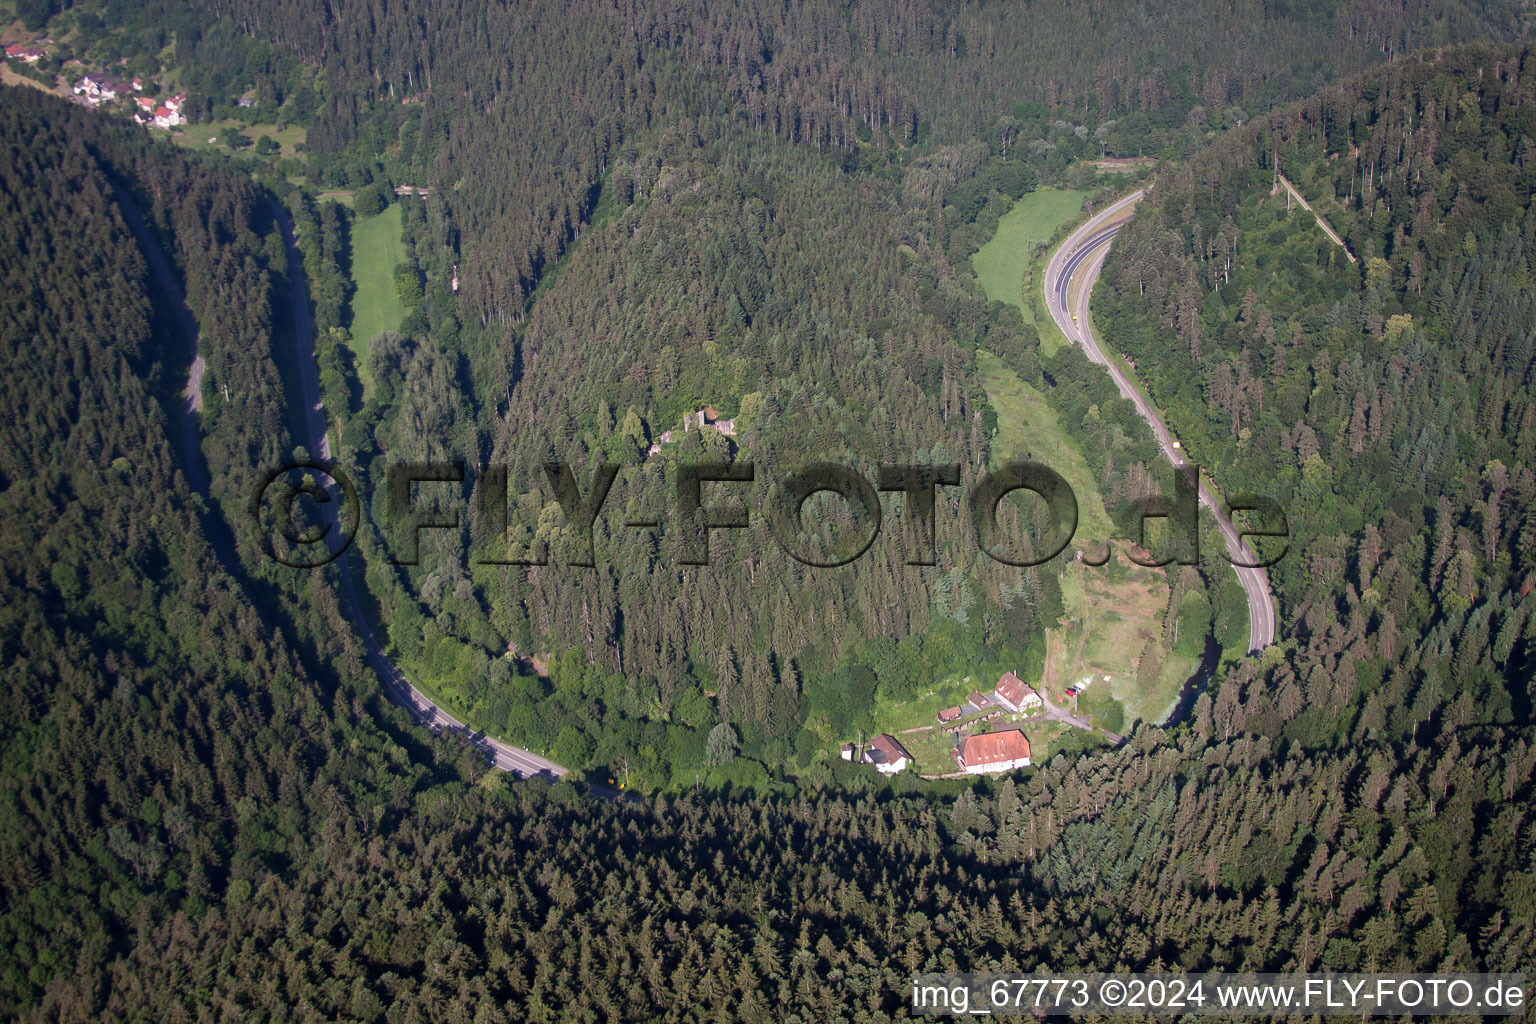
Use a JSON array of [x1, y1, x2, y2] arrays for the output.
[[169, 0, 1531, 317], [226, 0, 1524, 779], [16, 0, 1529, 779], [13, 720, 1536, 1022], [1098, 43, 1536, 745], [4, 3, 1536, 1020]]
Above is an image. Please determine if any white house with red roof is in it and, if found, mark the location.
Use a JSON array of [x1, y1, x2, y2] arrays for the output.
[[5, 44, 46, 63], [861, 733, 912, 775], [955, 729, 1032, 775], [992, 670, 1043, 713]]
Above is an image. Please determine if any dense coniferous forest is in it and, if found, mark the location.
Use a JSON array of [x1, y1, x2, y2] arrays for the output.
[[178, 0, 1533, 314], [1097, 43, 1536, 745], [3, 0, 1536, 1019], [210, 0, 1525, 777], [19, 0, 1531, 777]]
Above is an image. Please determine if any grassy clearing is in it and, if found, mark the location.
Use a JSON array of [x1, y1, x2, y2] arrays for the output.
[[870, 675, 980, 734], [896, 726, 963, 775], [1048, 549, 1194, 728], [245, 122, 305, 159], [975, 349, 1114, 543], [1017, 718, 1075, 763], [348, 204, 405, 384], [0, 64, 56, 94], [972, 187, 1087, 347], [168, 119, 305, 159], [1151, 649, 1200, 725]]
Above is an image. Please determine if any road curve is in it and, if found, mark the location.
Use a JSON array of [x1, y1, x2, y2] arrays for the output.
[[270, 203, 569, 781], [1042, 192, 1278, 653]]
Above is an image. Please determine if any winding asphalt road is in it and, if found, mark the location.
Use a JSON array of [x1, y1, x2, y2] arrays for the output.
[[117, 188, 563, 778], [1042, 191, 1278, 653], [271, 204, 568, 781]]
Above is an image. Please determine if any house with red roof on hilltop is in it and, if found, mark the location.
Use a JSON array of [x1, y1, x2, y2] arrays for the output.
[[992, 670, 1043, 713], [5, 44, 46, 63], [955, 729, 1032, 775]]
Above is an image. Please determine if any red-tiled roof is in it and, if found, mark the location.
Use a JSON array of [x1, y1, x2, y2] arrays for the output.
[[967, 691, 991, 708], [938, 706, 962, 722], [959, 729, 1031, 767], [865, 733, 911, 765], [995, 670, 1038, 707]]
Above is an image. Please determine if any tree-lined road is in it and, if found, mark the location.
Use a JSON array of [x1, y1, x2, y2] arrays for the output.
[[127, 184, 570, 783], [271, 204, 568, 781], [1043, 192, 1277, 653]]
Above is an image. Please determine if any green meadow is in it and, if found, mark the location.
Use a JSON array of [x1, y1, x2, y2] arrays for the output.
[[347, 203, 406, 394], [971, 187, 1087, 344], [974, 349, 1114, 543]]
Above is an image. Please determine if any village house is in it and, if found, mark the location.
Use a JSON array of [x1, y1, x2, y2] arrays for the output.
[[861, 733, 912, 775], [937, 706, 963, 724], [74, 74, 128, 104], [152, 106, 183, 129], [992, 670, 1044, 713], [955, 728, 1032, 775], [5, 44, 46, 63], [967, 691, 992, 710]]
